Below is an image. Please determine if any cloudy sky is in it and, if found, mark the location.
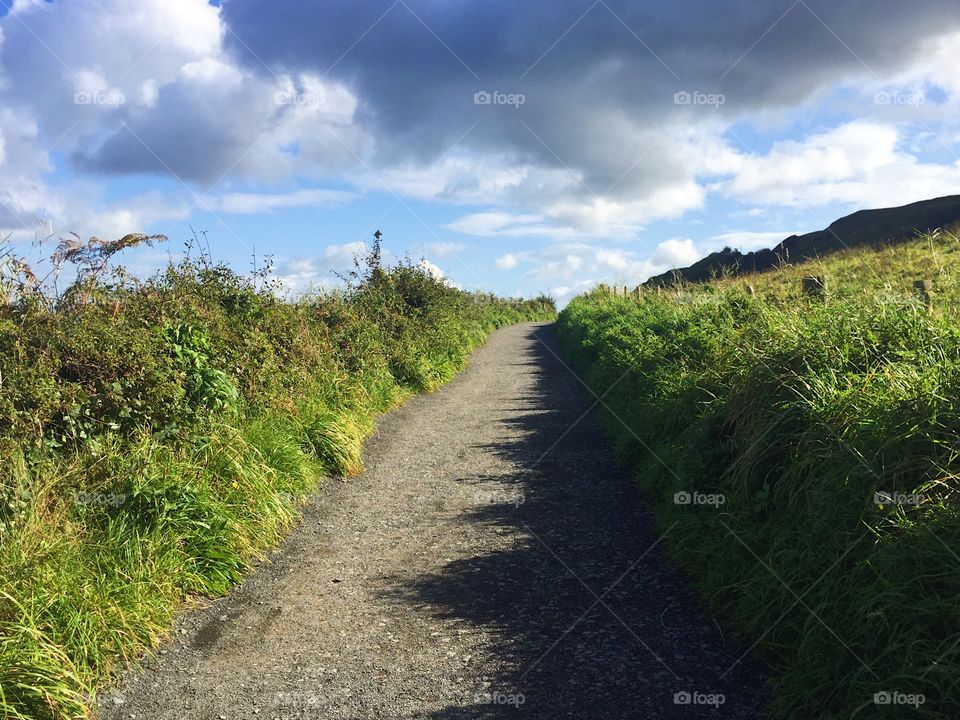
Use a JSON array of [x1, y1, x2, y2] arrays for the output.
[[1, 0, 959, 301]]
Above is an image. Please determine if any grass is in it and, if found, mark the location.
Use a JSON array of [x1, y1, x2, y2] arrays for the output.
[[556, 230, 960, 719], [0, 237, 555, 719]]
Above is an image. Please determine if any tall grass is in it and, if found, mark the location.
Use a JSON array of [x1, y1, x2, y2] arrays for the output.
[[557, 232, 960, 719], [0, 237, 555, 719]]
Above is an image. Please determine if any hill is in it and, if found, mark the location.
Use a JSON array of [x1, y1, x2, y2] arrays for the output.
[[558, 229, 960, 718], [645, 194, 960, 287]]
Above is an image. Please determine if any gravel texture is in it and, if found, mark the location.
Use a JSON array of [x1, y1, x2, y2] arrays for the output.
[[98, 322, 767, 719]]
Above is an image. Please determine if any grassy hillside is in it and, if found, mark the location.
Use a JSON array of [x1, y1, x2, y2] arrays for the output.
[[646, 195, 960, 286], [0, 237, 554, 719], [557, 230, 960, 719]]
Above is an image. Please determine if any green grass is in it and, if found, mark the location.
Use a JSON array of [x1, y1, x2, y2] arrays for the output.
[[0, 241, 555, 719], [557, 231, 960, 719]]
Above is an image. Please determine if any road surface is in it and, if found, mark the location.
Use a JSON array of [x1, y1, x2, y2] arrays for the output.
[[99, 322, 766, 719]]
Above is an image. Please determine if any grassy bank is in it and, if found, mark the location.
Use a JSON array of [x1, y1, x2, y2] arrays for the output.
[[0, 237, 554, 719], [556, 232, 960, 719]]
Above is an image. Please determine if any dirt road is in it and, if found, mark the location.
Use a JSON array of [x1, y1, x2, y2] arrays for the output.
[[99, 322, 766, 719]]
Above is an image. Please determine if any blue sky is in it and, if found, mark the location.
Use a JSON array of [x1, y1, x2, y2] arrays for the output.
[[1, 0, 959, 302]]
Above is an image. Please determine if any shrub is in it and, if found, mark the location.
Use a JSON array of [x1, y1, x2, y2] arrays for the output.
[[0, 236, 555, 719]]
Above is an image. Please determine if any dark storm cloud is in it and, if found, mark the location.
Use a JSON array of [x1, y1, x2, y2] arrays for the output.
[[217, 0, 960, 188], [65, 0, 960, 200], [72, 112, 255, 184]]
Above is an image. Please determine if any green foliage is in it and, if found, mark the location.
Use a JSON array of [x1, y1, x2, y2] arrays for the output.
[[0, 444, 32, 539], [166, 323, 240, 414], [0, 240, 555, 720], [556, 232, 960, 719], [0, 592, 89, 720]]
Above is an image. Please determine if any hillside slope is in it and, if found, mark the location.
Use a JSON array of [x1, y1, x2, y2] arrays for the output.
[[645, 194, 960, 286], [559, 230, 960, 719]]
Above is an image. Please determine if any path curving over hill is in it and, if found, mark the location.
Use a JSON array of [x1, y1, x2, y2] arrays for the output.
[[99, 322, 766, 719]]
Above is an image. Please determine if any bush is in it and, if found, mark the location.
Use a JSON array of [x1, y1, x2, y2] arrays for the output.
[[0, 236, 555, 719]]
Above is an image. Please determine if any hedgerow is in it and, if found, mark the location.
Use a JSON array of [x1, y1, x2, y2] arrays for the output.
[[0, 234, 554, 719]]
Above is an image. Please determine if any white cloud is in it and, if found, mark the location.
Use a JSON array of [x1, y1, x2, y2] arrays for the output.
[[0, 0, 370, 241], [720, 120, 960, 208], [421, 241, 465, 258], [202, 188, 355, 215], [446, 211, 548, 237], [496, 253, 518, 269], [273, 244, 371, 296], [548, 279, 600, 303], [417, 258, 460, 289], [725, 122, 897, 197], [323, 241, 368, 268], [651, 238, 700, 268], [273, 257, 336, 296], [369, 155, 532, 206]]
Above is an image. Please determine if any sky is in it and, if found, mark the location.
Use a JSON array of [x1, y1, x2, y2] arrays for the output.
[[0, 0, 959, 303]]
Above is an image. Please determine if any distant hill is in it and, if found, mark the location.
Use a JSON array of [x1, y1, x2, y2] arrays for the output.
[[644, 194, 960, 287]]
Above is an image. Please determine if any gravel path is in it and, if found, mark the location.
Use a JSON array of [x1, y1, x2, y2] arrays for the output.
[[98, 322, 767, 720]]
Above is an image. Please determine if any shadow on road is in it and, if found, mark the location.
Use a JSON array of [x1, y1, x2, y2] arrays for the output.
[[382, 324, 769, 719]]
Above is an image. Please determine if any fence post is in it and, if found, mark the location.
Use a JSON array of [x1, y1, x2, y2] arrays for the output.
[[802, 276, 826, 298]]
